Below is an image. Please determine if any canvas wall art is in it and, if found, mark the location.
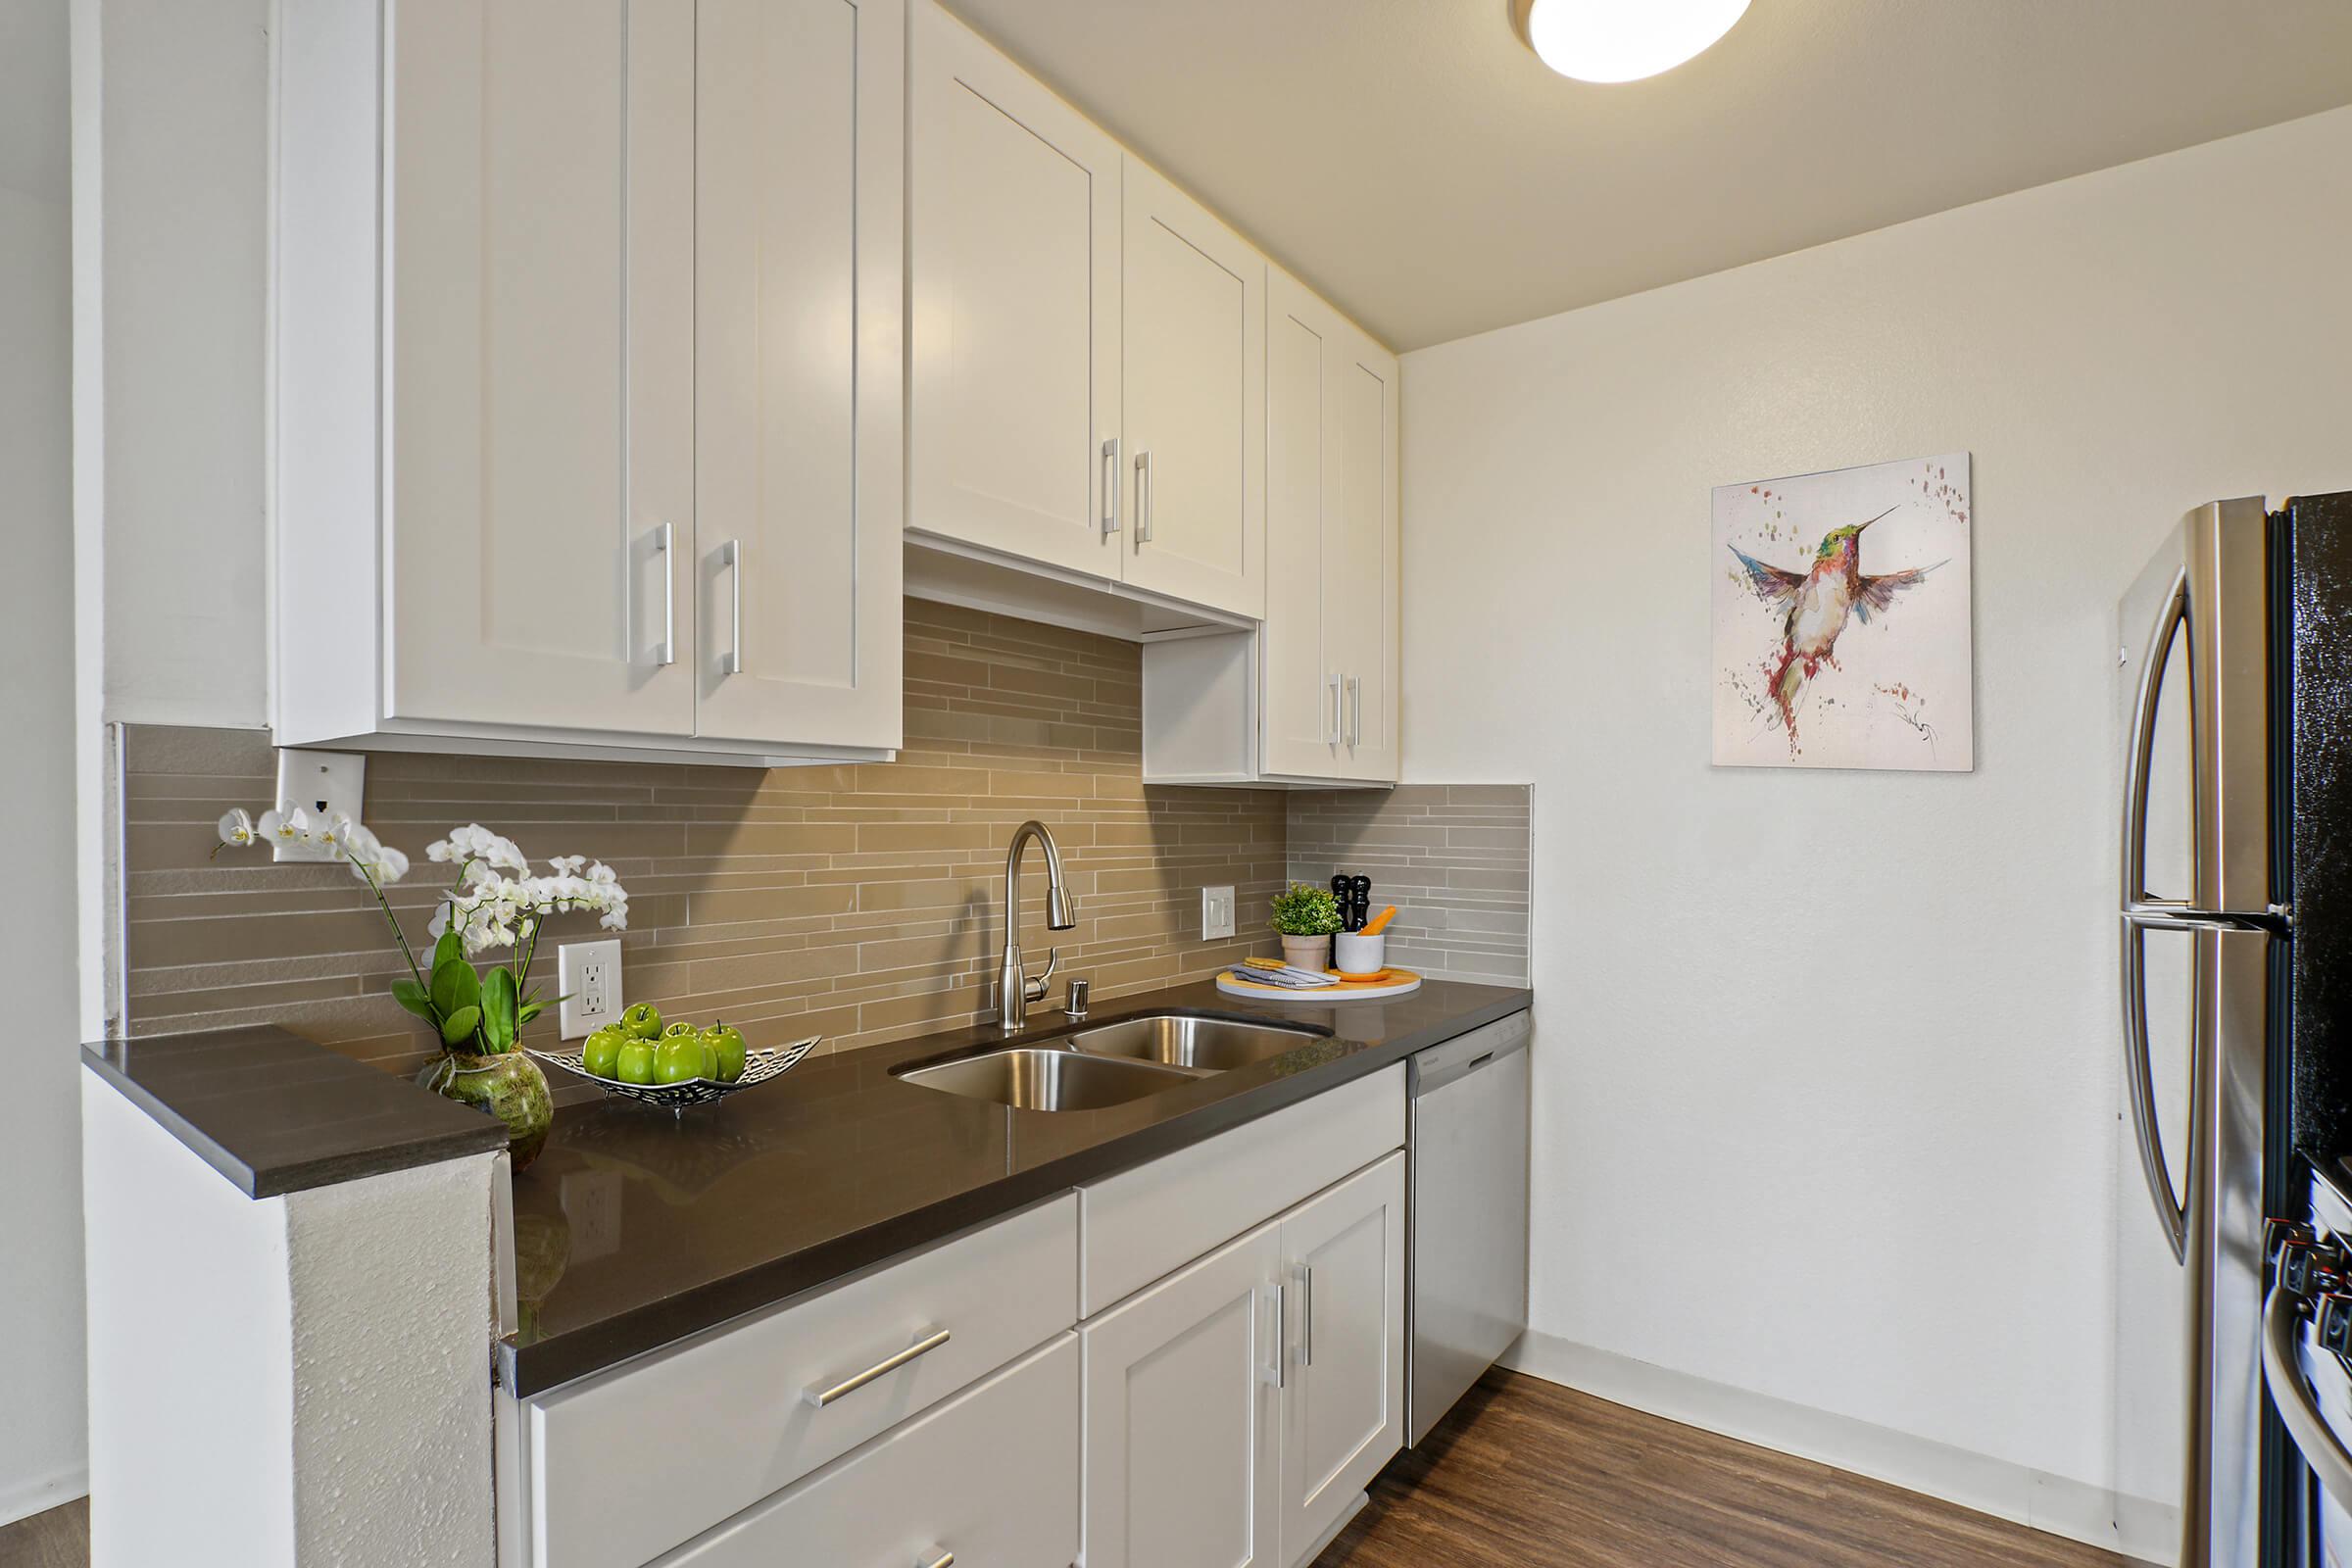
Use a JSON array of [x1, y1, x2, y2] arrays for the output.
[[1712, 453, 1974, 771]]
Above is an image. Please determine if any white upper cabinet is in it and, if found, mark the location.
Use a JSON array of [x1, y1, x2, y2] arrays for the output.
[[907, 0, 1121, 579], [1120, 158, 1266, 618], [1145, 270, 1399, 786], [692, 0, 903, 751], [274, 0, 901, 766], [379, 0, 697, 739]]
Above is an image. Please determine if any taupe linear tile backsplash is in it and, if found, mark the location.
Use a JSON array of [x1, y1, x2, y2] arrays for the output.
[[1285, 786, 1533, 984], [124, 601, 1296, 1074]]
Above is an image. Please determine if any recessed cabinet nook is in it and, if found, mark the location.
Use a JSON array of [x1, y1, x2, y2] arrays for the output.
[[274, 0, 1398, 787]]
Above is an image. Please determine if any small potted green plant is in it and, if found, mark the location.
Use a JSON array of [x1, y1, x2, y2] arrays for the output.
[[1270, 881, 1343, 973]]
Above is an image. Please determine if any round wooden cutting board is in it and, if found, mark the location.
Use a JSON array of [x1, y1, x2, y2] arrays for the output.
[[1214, 966, 1425, 1002]]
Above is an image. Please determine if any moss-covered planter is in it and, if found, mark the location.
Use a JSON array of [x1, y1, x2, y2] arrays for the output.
[[417, 1050, 553, 1171]]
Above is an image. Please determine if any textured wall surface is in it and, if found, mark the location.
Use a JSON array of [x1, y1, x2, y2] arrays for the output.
[[1399, 104, 2352, 1547], [122, 601, 1288, 1071], [1285, 785, 1531, 983]]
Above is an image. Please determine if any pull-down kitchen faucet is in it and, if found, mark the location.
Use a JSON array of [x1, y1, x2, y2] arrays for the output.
[[999, 819, 1077, 1032]]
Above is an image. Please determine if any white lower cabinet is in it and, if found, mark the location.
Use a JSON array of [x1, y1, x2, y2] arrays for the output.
[[1081, 1150, 1407, 1568], [662, 1334, 1079, 1568], [1082, 1223, 1285, 1568], [1278, 1152, 1406, 1560]]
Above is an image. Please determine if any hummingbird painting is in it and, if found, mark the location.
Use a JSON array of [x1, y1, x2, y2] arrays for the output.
[[1728, 505, 1944, 746]]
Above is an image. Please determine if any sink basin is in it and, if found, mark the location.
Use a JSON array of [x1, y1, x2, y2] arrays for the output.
[[895, 1047, 1197, 1111], [1063, 1014, 1326, 1073]]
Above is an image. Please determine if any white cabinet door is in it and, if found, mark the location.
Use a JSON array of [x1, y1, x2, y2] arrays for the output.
[[908, 0, 1121, 578], [1083, 1222, 1283, 1568], [383, 0, 695, 735], [1120, 158, 1264, 617], [1261, 271, 1340, 779], [664, 1335, 1078, 1568], [693, 0, 903, 751], [1260, 270, 1397, 782], [1278, 1152, 1405, 1563], [1327, 334, 1399, 783]]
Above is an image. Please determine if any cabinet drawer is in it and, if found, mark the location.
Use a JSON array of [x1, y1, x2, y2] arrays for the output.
[[1080, 1064, 1403, 1315], [529, 1195, 1077, 1568], [664, 1333, 1079, 1568]]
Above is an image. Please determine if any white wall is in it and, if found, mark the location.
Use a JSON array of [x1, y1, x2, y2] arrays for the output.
[[0, 0, 88, 1526], [1401, 104, 2352, 1549]]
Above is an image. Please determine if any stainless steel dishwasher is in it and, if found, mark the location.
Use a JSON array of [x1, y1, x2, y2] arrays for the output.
[[1407, 1008, 1532, 1445]]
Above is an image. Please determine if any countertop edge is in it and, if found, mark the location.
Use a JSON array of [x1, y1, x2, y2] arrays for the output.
[[503, 987, 1532, 1396], [83, 1034, 513, 1200]]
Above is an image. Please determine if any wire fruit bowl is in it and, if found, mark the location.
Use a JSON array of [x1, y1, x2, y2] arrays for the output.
[[530, 1036, 819, 1118]]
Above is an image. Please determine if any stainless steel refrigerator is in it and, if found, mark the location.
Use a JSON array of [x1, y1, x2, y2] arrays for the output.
[[2118, 490, 2352, 1567]]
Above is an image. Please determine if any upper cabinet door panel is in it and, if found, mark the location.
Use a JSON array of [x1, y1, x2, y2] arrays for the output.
[[908, 0, 1120, 577], [1331, 335, 1399, 782], [1261, 272, 1337, 779], [693, 0, 904, 749], [1121, 159, 1264, 617], [384, 0, 695, 735]]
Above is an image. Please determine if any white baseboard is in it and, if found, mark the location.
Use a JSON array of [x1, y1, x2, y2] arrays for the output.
[[0, 1463, 89, 1531], [1501, 1331, 2177, 1568]]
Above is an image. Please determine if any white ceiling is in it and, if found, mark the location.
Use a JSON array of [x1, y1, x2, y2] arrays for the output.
[[943, 0, 2352, 351]]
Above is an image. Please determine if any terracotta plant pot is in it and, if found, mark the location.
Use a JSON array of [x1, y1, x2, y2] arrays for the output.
[[1279, 933, 1333, 973], [417, 1049, 554, 1171]]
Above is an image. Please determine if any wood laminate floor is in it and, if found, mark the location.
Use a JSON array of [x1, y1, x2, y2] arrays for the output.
[[0, 1498, 87, 1568], [1315, 1371, 2143, 1568]]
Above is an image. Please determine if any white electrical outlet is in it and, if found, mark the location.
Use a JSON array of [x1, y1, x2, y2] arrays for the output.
[[271, 749, 367, 862], [1201, 884, 1237, 941], [558, 939, 623, 1040]]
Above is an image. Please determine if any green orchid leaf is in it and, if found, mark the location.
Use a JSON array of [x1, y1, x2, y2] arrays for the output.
[[481, 968, 518, 1049], [433, 925, 465, 973], [430, 958, 480, 1019], [389, 978, 433, 1019], [438, 1004, 481, 1047]]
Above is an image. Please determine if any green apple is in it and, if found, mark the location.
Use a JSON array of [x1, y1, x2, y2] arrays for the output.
[[581, 1026, 626, 1079], [614, 1037, 659, 1085], [655, 1036, 713, 1084], [662, 1019, 699, 1040], [619, 1002, 663, 1040], [700, 1021, 747, 1084]]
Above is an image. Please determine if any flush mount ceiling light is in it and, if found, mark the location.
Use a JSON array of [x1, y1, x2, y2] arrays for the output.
[[1509, 0, 1751, 83]]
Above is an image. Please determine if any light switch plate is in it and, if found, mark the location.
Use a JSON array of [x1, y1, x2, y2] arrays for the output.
[[1201, 884, 1236, 941], [558, 939, 623, 1039], [271, 749, 367, 862]]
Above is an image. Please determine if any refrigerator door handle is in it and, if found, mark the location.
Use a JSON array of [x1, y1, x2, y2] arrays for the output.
[[2120, 564, 2194, 1265], [2264, 1279, 2352, 1514]]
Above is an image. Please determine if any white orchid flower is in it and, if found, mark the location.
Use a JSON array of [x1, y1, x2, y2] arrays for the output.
[[375, 846, 410, 883], [217, 808, 256, 848], [258, 803, 313, 845]]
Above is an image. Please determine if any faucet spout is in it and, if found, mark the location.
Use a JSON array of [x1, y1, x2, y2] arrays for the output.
[[1000, 820, 1076, 1031]]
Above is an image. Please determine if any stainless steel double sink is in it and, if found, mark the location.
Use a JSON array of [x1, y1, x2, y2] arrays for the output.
[[893, 1014, 1329, 1112]]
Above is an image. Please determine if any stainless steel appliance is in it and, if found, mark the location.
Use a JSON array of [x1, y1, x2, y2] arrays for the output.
[[1406, 1009, 1532, 1445], [2117, 491, 2352, 1566]]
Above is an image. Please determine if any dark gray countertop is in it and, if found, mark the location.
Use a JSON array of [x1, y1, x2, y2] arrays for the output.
[[81, 1024, 510, 1198], [503, 976, 1532, 1395]]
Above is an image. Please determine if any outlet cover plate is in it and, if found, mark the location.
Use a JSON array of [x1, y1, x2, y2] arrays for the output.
[[558, 939, 623, 1040], [1201, 884, 1237, 941], [271, 749, 367, 862]]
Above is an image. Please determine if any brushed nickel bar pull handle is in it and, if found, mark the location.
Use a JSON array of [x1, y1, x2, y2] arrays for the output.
[[650, 522, 676, 666], [719, 539, 745, 676], [916, 1551, 955, 1568], [1276, 1282, 1288, 1388], [802, 1328, 951, 1408], [1135, 449, 1152, 544], [1102, 437, 1121, 535], [1301, 1264, 1314, 1367], [1328, 673, 1343, 747]]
